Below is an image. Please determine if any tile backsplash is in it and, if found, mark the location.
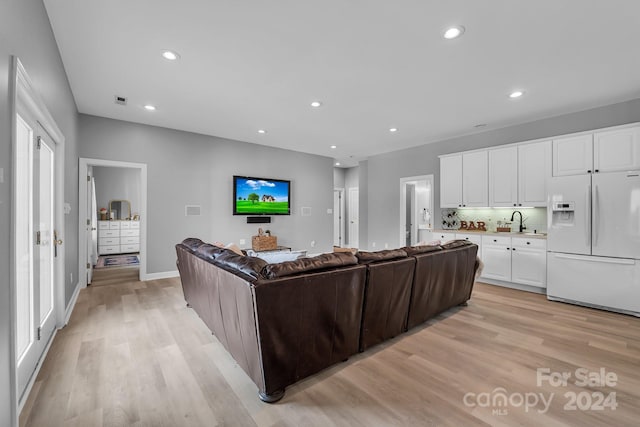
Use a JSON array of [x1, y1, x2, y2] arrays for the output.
[[441, 207, 547, 233]]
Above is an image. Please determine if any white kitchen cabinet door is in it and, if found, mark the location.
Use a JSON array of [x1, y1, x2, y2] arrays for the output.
[[553, 134, 593, 176], [434, 231, 456, 243], [456, 233, 482, 259], [489, 146, 518, 207], [593, 126, 640, 173], [480, 236, 511, 280], [462, 151, 488, 207], [511, 238, 547, 287], [518, 140, 551, 207], [440, 155, 463, 208]]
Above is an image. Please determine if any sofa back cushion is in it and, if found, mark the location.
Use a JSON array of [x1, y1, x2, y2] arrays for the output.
[[356, 249, 407, 264], [441, 239, 475, 250], [181, 237, 205, 252], [195, 244, 228, 261], [262, 252, 358, 279], [215, 251, 268, 280], [403, 244, 443, 256]]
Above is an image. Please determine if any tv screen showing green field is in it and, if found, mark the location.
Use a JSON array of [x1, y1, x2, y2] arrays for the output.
[[233, 176, 291, 215]]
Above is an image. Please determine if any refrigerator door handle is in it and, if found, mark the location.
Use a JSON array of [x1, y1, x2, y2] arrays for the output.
[[552, 252, 636, 265], [585, 184, 591, 248], [593, 184, 599, 247]]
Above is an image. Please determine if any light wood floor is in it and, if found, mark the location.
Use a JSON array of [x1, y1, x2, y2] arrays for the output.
[[20, 274, 640, 426]]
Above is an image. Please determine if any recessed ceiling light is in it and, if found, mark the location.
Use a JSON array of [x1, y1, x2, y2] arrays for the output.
[[509, 90, 525, 99], [335, 162, 341, 166], [310, 101, 322, 108], [162, 50, 180, 61], [443, 26, 465, 40], [330, 145, 337, 149], [389, 128, 398, 133], [144, 104, 156, 111], [258, 129, 267, 134]]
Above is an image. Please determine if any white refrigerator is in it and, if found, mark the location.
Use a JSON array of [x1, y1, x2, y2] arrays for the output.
[[547, 170, 640, 316]]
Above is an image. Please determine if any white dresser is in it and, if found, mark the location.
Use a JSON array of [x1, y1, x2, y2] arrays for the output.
[[98, 220, 140, 255]]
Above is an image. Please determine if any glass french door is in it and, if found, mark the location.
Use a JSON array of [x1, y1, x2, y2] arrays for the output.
[[15, 111, 58, 400]]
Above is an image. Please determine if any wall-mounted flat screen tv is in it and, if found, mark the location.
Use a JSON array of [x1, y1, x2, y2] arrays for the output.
[[233, 176, 291, 215]]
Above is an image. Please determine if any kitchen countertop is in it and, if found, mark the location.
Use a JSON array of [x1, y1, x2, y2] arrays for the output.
[[432, 229, 547, 239]]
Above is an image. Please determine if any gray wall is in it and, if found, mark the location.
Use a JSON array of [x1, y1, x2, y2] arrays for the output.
[[93, 166, 142, 217], [78, 114, 334, 273], [0, 0, 79, 424], [365, 98, 640, 250]]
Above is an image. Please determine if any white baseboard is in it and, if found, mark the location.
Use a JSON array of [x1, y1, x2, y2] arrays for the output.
[[478, 278, 546, 295], [64, 281, 81, 325], [142, 270, 179, 281]]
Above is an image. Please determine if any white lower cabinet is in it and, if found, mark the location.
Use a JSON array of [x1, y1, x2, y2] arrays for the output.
[[455, 233, 482, 260], [433, 231, 457, 242], [481, 236, 512, 281], [511, 238, 547, 287], [481, 235, 547, 288]]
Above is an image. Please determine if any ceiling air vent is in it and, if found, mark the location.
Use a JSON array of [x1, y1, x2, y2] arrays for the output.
[[114, 95, 127, 106], [185, 205, 201, 216]]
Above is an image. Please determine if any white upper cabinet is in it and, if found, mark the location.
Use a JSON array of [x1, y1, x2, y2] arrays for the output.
[[440, 154, 463, 208], [553, 134, 593, 176], [489, 146, 518, 207], [462, 151, 488, 207], [553, 126, 640, 176], [593, 126, 640, 173], [518, 140, 551, 207]]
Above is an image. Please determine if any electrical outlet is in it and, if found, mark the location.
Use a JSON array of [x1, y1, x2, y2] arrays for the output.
[[70, 272, 73, 284], [372, 242, 376, 247], [327, 208, 333, 214], [384, 243, 389, 249], [311, 240, 316, 248], [239, 239, 246, 245]]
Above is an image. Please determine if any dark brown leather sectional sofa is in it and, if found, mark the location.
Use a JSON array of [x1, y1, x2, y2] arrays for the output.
[[176, 238, 478, 403]]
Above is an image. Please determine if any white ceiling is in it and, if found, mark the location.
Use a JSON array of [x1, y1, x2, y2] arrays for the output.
[[44, 0, 640, 167]]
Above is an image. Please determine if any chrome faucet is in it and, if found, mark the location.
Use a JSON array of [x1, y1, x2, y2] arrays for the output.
[[511, 211, 525, 233]]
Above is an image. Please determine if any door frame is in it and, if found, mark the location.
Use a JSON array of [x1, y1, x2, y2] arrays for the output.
[[333, 188, 345, 247], [10, 57, 66, 415], [348, 187, 359, 248], [399, 175, 433, 248], [78, 158, 148, 285]]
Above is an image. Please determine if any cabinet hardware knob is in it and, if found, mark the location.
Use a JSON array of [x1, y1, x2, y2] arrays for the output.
[[493, 239, 497, 242], [595, 169, 599, 173], [587, 170, 592, 173], [506, 247, 510, 250], [512, 248, 515, 251], [526, 242, 530, 245]]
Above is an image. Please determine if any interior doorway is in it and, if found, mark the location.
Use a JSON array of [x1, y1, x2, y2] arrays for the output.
[[78, 158, 147, 286], [399, 175, 434, 247]]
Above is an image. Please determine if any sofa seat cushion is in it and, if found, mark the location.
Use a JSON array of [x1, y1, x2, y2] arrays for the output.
[[261, 252, 357, 279], [356, 249, 407, 264], [402, 245, 443, 256]]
